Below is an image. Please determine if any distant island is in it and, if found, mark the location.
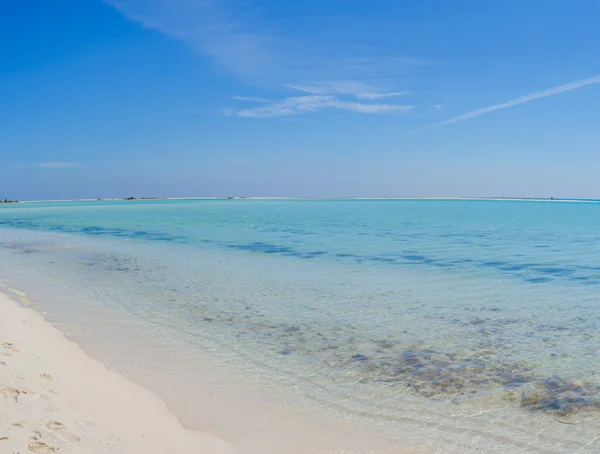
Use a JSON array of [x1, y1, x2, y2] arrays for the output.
[[96, 197, 161, 201], [96, 196, 249, 201], [0, 199, 18, 204]]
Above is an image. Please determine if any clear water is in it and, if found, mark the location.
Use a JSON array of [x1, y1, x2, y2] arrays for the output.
[[1, 199, 600, 453]]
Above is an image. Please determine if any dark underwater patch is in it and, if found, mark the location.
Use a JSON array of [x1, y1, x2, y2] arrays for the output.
[[524, 277, 553, 283], [228, 242, 293, 254]]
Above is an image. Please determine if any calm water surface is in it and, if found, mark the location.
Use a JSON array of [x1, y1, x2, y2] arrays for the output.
[[1, 199, 600, 453]]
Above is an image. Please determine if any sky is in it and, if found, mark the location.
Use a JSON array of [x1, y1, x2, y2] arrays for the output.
[[1, 0, 599, 200]]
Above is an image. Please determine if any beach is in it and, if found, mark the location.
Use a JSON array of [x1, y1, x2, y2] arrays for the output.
[[0, 288, 428, 454], [0, 291, 234, 454]]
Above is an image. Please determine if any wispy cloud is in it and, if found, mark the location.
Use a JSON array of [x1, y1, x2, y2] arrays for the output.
[[287, 81, 378, 96], [412, 76, 600, 133], [286, 82, 411, 100], [356, 91, 411, 100], [286, 82, 410, 106], [106, 1, 425, 118], [227, 95, 413, 118], [105, 0, 270, 78], [105, 2, 424, 91], [35, 162, 80, 168]]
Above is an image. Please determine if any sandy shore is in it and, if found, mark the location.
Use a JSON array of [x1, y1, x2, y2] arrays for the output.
[[0, 292, 235, 454]]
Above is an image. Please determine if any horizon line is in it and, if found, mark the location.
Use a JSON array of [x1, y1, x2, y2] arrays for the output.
[[6, 196, 600, 204]]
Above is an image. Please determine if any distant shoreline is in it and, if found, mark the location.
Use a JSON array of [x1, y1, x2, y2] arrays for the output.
[[5, 196, 600, 204]]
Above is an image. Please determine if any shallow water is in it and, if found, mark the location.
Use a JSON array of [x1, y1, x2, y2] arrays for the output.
[[1, 199, 600, 452]]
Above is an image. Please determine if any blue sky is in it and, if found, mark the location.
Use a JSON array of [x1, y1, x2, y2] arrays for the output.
[[1, 0, 599, 200]]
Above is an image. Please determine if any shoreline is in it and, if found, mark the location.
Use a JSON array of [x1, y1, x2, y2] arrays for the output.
[[0, 280, 428, 454], [0, 291, 235, 454], [6, 196, 600, 204]]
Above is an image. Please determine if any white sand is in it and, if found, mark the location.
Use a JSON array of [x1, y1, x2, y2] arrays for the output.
[[0, 292, 235, 454]]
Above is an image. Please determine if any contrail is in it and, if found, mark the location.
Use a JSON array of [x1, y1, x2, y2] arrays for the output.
[[411, 75, 600, 134]]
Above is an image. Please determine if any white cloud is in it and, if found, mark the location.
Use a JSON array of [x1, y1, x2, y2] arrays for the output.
[[227, 95, 413, 118], [287, 81, 384, 96], [35, 162, 80, 168], [336, 102, 412, 114], [287, 82, 410, 102], [356, 91, 411, 100], [228, 95, 333, 118], [412, 76, 600, 133]]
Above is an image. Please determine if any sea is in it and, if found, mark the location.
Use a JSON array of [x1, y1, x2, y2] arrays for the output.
[[1, 198, 600, 453]]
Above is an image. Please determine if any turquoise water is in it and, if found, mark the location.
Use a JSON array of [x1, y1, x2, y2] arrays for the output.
[[1, 199, 600, 452]]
